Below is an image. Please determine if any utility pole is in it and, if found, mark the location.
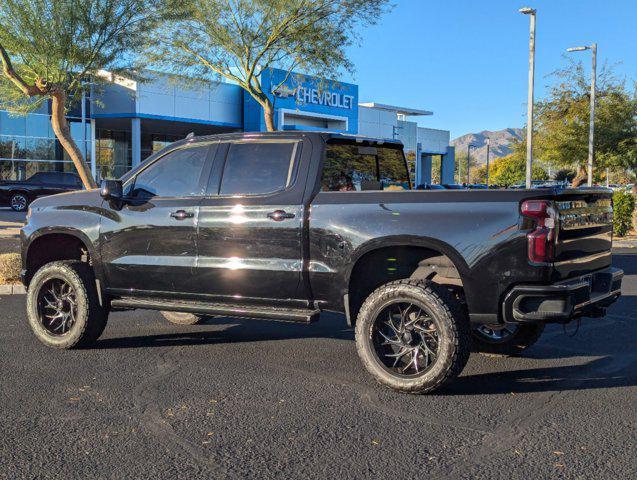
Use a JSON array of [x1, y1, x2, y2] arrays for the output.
[[466, 144, 474, 185], [567, 43, 597, 186], [520, 7, 537, 189], [485, 138, 490, 187]]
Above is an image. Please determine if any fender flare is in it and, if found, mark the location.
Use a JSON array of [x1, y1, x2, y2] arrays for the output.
[[25, 227, 105, 286], [345, 235, 470, 284]]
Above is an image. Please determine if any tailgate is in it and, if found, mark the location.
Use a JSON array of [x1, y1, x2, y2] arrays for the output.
[[553, 189, 614, 280]]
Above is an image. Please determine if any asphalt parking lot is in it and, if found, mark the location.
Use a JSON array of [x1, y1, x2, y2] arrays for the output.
[[1, 253, 636, 479]]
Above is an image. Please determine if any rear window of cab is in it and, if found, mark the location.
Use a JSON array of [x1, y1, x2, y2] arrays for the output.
[[321, 143, 411, 191]]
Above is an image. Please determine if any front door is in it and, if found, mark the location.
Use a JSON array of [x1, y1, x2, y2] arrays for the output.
[[196, 137, 310, 304], [99, 143, 213, 297]]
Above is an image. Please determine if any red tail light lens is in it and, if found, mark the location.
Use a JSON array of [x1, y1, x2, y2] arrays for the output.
[[521, 200, 557, 263]]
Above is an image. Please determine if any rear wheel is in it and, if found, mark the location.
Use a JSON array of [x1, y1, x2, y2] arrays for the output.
[[355, 280, 471, 394], [26, 261, 108, 349], [160, 311, 210, 325], [471, 323, 544, 356], [10, 192, 28, 212]]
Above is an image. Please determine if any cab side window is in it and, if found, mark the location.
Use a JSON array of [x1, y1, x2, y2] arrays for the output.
[[321, 143, 410, 191], [218, 142, 298, 196], [131, 145, 209, 198]]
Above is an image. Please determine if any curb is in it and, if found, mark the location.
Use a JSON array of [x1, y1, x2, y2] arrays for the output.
[[0, 284, 26, 295]]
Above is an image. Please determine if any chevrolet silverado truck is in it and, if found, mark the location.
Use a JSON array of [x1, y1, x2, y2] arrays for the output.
[[21, 132, 623, 394]]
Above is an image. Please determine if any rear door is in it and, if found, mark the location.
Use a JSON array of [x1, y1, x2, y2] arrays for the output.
[[99, 143, 214, 296], [195, 136, 311, 304]]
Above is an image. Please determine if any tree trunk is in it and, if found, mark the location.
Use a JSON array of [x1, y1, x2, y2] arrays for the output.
[[571, 166, 588, 187], [263, 99, 276, 132], [50, 91, 97, 189]]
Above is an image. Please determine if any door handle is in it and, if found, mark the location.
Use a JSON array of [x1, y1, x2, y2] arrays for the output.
[[267, 210, 295, 221], [170, 210, 194, 220]]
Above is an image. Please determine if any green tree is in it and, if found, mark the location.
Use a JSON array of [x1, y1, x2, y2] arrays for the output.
[[533, 60, 637, 186], [151, 0, 391, 132], [488, 151, 548, 187], [0, 0, 164, 188]]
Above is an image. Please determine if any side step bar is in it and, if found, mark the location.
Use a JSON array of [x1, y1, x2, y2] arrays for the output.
[[110, 297, 320, 324]]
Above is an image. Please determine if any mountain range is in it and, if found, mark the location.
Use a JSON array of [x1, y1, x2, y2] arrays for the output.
[[451, 128, 523, 165]]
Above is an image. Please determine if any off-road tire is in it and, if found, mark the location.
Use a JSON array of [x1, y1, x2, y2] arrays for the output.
[[471, 323, 545, 356], [26, 261, 108, 349], [355, 279, 471, 394], [160, 311, 210, 325]]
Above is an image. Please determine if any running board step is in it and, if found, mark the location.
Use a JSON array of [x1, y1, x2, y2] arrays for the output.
[[110, 297, 320, 323]]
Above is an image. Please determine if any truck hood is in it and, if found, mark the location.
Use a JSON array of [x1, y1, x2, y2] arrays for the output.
[[29, 188, 102, 210]]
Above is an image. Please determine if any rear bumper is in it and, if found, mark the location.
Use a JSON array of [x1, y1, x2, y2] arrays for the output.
[[502, 266, 623, 323]]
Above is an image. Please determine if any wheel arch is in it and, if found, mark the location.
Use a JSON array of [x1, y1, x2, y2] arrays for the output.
[[24, 228, 102, 287], [345, 236, 470, 326]]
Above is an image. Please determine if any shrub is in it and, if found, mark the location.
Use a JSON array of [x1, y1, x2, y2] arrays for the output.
[[613, 190, 636, 237], [0, 253, 21, 284]]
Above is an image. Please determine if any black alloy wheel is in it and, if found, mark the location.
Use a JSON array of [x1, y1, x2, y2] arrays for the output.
[[37, 278, 78, 335], [10, 193, 28, 212], [371, 302, 440, 376]]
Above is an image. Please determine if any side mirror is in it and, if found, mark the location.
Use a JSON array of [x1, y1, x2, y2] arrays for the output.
[[100, 179, 123, 201]]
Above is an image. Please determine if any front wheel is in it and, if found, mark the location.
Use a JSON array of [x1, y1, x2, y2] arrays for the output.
[[26, 261, 108, 349], [471, 323, 545, 356], [355, 280, 471, 394]]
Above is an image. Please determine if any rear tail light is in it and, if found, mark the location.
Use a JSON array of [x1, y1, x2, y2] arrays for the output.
[[521, 200, 557, 263]]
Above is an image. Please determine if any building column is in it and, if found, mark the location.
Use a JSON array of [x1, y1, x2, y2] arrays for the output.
[[422, 155, 432, 185], [131, 117, 141, 168], [414, 143, 433, 186], [441, 146, 456, 184], [90, 119, 97, 180]]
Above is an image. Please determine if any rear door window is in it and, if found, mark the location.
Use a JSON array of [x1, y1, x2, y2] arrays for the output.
[[322, 143, 410, 191], [218, 142, 299, 196]]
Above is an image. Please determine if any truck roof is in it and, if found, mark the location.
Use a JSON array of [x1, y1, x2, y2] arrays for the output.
[[180, 130, 404, 147]]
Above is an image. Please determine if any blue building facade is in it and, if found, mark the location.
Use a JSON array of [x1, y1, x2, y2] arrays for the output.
[[244, 68, 358, 134], [0, 69, 453, 183]]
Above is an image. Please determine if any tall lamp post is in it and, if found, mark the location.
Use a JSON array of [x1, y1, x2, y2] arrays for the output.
[[466, 144, 475, 185], [520, 6, 536, 189], [485, 138, 491, 187], [567, 43, 597, 187]]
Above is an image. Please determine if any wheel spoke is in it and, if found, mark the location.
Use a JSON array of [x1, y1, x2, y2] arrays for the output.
[[371, 300, 441, 377], [378, 329, 402, 346], [37, 278, 77, 336]]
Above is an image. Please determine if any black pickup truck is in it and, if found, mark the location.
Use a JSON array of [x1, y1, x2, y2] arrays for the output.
[[20, 132, 623, 394], [0, 172, 83, 211]]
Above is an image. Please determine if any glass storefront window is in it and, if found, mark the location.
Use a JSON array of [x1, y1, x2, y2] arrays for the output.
[[0, 136, 26, 160], [95, 129, 132, 180], [0, 112, 26, 136], [26, 138, 55, 160], [25, 114, 52, 139]]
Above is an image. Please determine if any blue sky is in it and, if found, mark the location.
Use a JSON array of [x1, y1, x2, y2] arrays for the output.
[[344, 0, 637, 138]]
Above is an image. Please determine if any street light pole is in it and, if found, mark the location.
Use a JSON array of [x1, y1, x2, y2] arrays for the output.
[[567, 43, 597, 186], [589, 43, 597, 186], [466, 144, 474, 185], [520, 7, 536, 189], [485, 138, 490, 187]]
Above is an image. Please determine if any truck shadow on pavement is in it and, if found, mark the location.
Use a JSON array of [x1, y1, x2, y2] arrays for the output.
[[93, 295, 637, 396]]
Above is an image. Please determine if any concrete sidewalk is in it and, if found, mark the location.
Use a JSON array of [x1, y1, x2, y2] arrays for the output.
[[0, 208, 22, 254], [614, 234, 637, 249]]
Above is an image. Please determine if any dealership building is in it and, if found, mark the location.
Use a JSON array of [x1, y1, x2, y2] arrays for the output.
[[0, 68, 455, 185]]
